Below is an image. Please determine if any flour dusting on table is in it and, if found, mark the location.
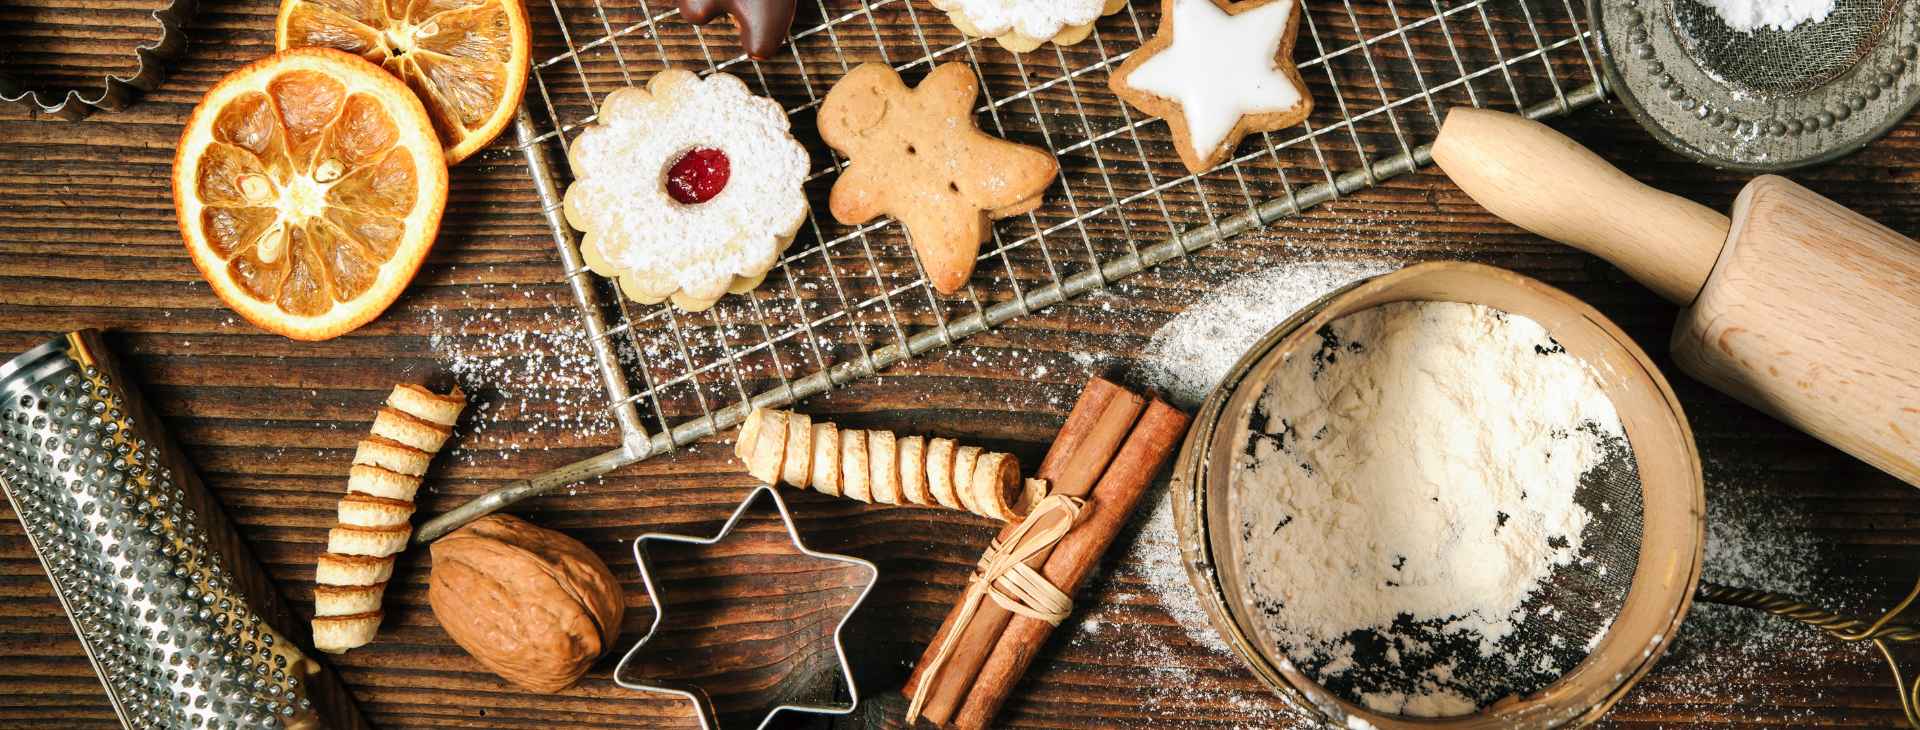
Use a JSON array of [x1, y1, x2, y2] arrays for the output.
[[1235, 301, 1625, 716], [1633, 468, 1840, 723], [1067, 477, 1308, 725], [1137, 260, 1395, 411]]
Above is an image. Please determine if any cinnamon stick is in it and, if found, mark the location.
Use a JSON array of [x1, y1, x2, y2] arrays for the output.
[[952, 398, 1192, 730], [1033, 376, 1127, 482], [902, 376, 1143, 719]]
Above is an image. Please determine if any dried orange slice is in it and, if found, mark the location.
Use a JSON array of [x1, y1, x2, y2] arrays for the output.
[[173, 47, 449, 341], [276, 0, 530, 164]]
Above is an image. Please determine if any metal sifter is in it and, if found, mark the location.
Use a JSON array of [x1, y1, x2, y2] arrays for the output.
[[1169, 263, 1920, 729], [1594, 0, 1920, 171], [0, 330, 366, 730]]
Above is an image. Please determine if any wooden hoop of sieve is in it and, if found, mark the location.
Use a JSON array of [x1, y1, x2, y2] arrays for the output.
[[1169, 261, 1705, 730]]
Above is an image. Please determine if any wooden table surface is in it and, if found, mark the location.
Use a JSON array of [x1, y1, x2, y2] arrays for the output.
[[6, 0, 1920, 728]]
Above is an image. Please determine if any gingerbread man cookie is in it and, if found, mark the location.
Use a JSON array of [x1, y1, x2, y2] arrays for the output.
[[677, 0, 797, 60], [820, 63, 1058, 294], [935, 0, 1128, 52], [563, 70, 810, 311], [1109, 0, 1313, 173]]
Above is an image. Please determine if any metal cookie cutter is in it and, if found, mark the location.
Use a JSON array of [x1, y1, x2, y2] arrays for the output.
[[1, 0, 198, 120], [615, 486, 877, 730]]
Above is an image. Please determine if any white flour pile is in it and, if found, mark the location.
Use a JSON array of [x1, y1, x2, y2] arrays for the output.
[[1235, 301, 1624, 716], [1700, 0, 1834, 32]]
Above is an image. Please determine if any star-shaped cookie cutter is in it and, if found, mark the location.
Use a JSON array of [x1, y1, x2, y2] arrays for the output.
[[615, 485, 877, 730]]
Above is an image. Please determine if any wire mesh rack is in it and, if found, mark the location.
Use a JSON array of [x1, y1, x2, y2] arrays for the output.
[[420, 0, 1609, 539]]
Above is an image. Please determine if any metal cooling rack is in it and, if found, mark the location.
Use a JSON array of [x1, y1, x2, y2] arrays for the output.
[[420, 0, 1608, 540]]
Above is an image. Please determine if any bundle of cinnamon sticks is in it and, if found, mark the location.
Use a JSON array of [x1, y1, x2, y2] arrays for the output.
[[903, 376, 1192, 729]]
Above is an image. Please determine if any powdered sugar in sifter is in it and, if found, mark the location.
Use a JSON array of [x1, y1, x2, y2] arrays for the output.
[[1594, 0, 1920, 171]]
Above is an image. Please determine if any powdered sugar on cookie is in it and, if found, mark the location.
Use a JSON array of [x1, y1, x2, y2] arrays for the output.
[[564, 71, 809, 309], [932, 0, 1107, 44]]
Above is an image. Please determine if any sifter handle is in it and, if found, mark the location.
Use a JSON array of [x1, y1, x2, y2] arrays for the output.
[[1431, 107, 1730, 305]]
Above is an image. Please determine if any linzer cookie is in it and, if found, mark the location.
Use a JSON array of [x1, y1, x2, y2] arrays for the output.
[[564, 70, 810, 311], [313, 383, 466, 654], [735, 406, 1044, 521], [819, 63, 1058, 294], [936, 0, 1128, 52], [1109, 0, 1313, 173], [677, 0, 798, 60]]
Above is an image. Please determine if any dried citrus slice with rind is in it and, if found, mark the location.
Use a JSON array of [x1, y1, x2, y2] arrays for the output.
[[277, 0, 530, 164], [174, 47, 448, 341]]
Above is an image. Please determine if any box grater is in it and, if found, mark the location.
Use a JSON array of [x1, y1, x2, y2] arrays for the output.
[[0, 330, 367, 730]]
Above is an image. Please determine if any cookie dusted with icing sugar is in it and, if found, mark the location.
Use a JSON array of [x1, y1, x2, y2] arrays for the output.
[[563, 70, 810, 311], [935, 0, 1128, 52], [1109, 0, 1313, 173]]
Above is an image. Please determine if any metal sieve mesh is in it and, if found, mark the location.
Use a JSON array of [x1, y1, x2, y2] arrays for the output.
[[1239, 327, 1645, 713], [1670, 0, 1893, 97]]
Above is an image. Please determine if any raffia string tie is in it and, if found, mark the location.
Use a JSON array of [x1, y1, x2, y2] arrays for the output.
[[907, 493, 1085, 721]]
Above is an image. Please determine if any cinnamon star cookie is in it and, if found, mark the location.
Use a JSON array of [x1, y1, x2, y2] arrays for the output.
[[819, 63, 1058, 293], [1109, 0, 1313, 173]]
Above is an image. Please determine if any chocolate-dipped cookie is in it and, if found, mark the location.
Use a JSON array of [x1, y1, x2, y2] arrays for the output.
[[678, 0, 798, 60]]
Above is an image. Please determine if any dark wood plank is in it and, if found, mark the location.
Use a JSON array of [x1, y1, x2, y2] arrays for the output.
[[4, 0, 1920, 728]]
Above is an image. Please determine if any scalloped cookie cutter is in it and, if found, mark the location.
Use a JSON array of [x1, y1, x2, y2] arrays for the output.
[[614, 486, 877, 730], [1, 0, 197, 120]]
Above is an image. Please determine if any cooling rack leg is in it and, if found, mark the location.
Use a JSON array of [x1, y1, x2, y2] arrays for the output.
[[512, 102, 652, 457], [406, 107, 664, 545]]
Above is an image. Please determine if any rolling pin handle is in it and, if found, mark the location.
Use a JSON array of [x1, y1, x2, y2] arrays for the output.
[[1431, 107, 1730, 305]]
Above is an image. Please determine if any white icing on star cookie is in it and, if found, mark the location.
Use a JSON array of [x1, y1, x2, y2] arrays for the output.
[[1110, 0, 1313, 172], [563, 70, 809, 311]]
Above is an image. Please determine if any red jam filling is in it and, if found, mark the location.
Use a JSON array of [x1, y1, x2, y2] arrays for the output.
[[665, 147, 731, 205]]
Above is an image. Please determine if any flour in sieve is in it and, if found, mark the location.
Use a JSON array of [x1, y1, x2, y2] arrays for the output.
[[1234, 301, 1624, 716]]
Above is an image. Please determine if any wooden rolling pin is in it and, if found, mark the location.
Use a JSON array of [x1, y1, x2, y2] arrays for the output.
[[1432, 107, 1920, 487]]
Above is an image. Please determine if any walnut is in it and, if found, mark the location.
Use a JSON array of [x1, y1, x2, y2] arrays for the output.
[[428, 514, 625, 693]]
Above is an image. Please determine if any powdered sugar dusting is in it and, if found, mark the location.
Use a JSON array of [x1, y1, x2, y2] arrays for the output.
[[426, 296, 618, 459], [1137, 260, 1395, 411], [932, 0, 1107, 43], [1066, 478, 1309, 725], [1626, 467, 1839, 722]]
